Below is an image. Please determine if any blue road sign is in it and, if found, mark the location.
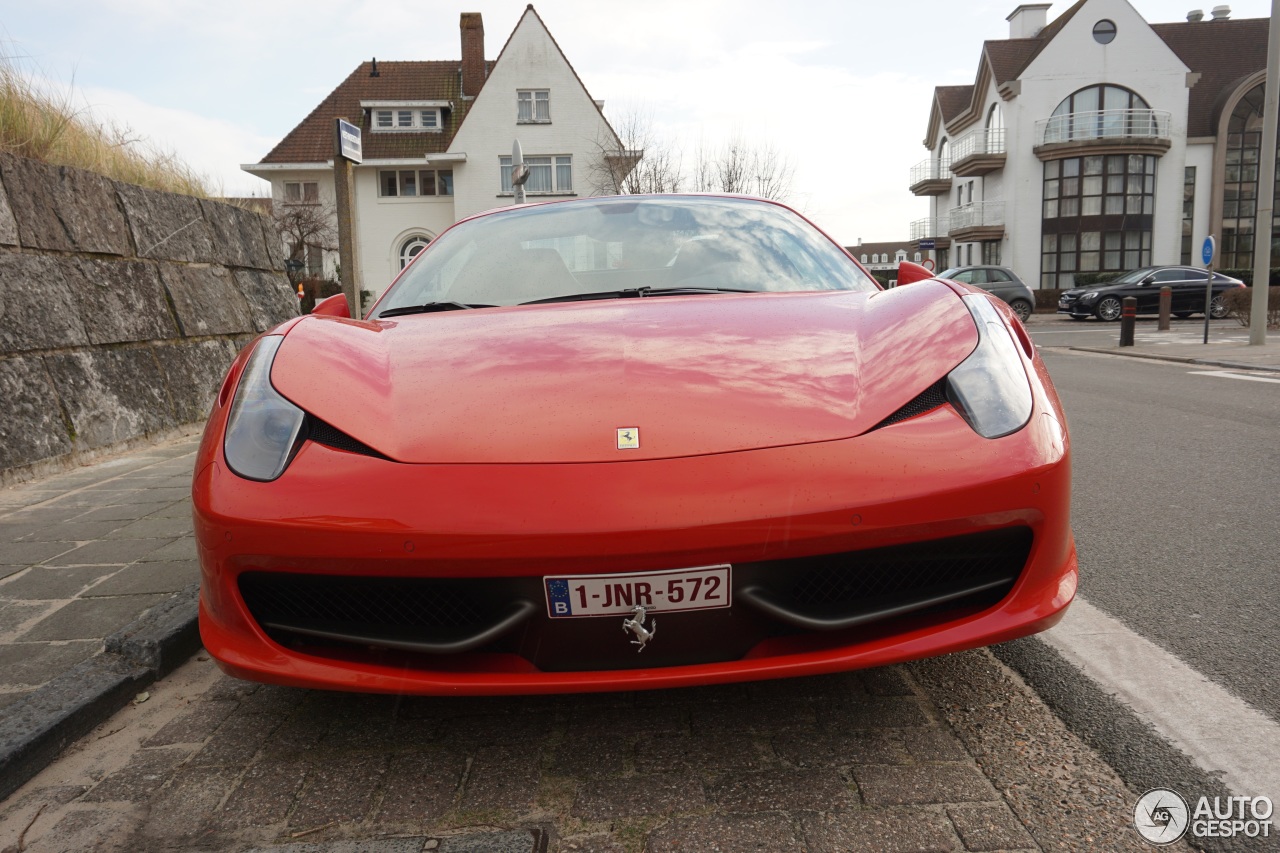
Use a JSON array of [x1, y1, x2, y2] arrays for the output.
[[1202, 236, 1215, 266], [918, 240, 936, 249], [336, 119, 362, 163]]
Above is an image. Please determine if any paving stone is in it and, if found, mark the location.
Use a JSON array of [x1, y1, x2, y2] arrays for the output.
[[708, 767, 851, 812], [18, 594, 166, 641], [746, 671, 867, 701], [635, 730, 771, 773], [438, 831, 538, 853], [189, 709, 282, 767], [0, 640, 98, 686], [42, 806, 143, 853], [801, 810, 962, 852], [0, 565, 25, 581], [216, 759, 310, 828], [559, 835, 626, 853], [0, 520, 49, 541], [0, 540, 77, 566], [138, 765, 239, 842], [0, 599, 51, 634], [567, 704, 689, 738], [104, 514, 193, 540], [0, 565, 119, 599], [947, 803, 1039, 851], [45, 538, 177, 566], [46, 489, 150, 508], [863, 666, 917, 696], [82, 746, 190, 802], [904, 728, 972, 762], [71, 502, 172, 523], [853, 764, 1000, 806], [150, 500, 195, 519], [553, 729, 633, 777], [137, 537, 197, 562], [442, 711, 559, 746], [819, 696, 933, 729], [288, 754, 388, 826], [0, 505, 89, 524], [259, 707, 331, 758], [637, 681, 750, 706], [571, 771, 704, 820], [0, 688, 32, 710], [461, 743, 541, 811], [690, 695, 818, 732], [245, 842, 426, 853], [18, 520, 125, 541], [646, 812, 805, 852], [376, 748, 467, 823], [772, 728, 909, 768], [83, 560, 198, 596], [145, 699, 239, 746], [229, 683, 306, 717]]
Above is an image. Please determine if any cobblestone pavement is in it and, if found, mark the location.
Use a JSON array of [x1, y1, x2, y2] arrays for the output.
[[0, 435, 202, 710], [0, 645, 1182, 852]]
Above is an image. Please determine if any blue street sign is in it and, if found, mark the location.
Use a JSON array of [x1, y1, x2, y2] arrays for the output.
[[335, 119, 362, 163], [918, 240, 936, 249], [1201, 235, 1215, 266]]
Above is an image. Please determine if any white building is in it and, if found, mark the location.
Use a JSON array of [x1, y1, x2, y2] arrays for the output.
[[243, 7, 625, 298], [844, 239, 922, 285], [909, 1, 1273, 290]]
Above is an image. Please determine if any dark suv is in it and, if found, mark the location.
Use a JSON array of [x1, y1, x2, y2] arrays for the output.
[[1057, 266, 1245, 321], [936, 266, 1035, 321]]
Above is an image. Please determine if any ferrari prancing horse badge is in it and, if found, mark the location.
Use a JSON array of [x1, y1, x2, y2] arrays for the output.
[[617, 427, 639, 449]]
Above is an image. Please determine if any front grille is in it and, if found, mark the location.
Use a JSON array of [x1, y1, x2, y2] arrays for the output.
[[307, 418, 389, 459]]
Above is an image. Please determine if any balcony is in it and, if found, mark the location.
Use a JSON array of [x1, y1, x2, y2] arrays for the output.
[[949, 128, 1006, 177], [1033, 109, 1172, 160], [909, 216, 951, 248], [909, 159, 952, 196], [947, 201, 1004, 242]]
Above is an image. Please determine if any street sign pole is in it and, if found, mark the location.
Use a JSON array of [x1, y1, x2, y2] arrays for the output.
[[333, 118, 364, 318], [511, 139, 529, 205], [1248, 0, 1280, 346], [1202, 235, 1216, 345]]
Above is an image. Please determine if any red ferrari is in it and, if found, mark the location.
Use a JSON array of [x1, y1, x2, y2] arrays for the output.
[[194, 195, 1075, 695]]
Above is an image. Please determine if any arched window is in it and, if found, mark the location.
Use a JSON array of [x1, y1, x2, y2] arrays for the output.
[[939, 138, 950, 169], [1047, 85, 1152, 143], [986, 104, 1005, 153], [399, 235, 431, 270], [1220, 82, 1280, 268], [860, 254, 868, 263]]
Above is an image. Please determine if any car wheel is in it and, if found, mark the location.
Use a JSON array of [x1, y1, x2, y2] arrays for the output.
[[1010, 299, 1033, 322], [1209, 295, 1230, 319], [1095, 296, 1123, 321], [1173, 311, 1193, 319]]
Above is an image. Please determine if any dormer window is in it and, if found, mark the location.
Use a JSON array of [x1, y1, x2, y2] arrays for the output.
[[372, 107, 443, 132], [517, 90, 550, 123]]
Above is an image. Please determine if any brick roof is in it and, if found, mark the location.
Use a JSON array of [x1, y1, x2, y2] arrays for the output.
[[1151, 18, 1270, 137], [259, 59, 491, 164], [983, 39, 1039, 84], [935, 86, 974, 123]]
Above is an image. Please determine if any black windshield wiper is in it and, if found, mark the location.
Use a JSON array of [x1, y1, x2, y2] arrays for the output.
[[519, 286, 754, 306], [377, 301, 494, 318]]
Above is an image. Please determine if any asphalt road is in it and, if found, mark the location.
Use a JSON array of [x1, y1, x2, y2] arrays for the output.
[[1035, 343, 1280, 719]]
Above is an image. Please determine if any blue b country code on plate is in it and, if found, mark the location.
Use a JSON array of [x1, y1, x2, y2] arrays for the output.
[[544, 565, 732, 618]]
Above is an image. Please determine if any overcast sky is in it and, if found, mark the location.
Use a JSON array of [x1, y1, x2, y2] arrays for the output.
[[3, 0, 1271, 246]]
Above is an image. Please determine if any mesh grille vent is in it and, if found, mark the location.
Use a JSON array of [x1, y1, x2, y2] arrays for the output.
[[872, 379, 949, 430], [308, 419, 390, 459]]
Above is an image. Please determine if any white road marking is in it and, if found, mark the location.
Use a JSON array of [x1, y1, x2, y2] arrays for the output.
[[1189, 370, 1280, 384], [1043, 595, 1280, 821]]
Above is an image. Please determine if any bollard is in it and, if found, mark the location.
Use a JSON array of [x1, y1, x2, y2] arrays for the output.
[[1119, 296, 1137, 347], [1158, 285, 1172, 331]]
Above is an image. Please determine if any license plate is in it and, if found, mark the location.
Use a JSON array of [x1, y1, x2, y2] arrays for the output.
[[544, 565, 731, 618]]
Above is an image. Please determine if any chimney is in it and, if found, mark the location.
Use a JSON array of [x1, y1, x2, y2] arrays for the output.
[[460, 13, 485, 97], [1187, 9, 1205, 20], [1210, 4, 1230, 19], [1006, 3, 1052, 39]]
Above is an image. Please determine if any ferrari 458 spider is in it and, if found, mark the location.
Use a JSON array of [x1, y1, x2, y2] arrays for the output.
[[194, 195, 1076, 695]]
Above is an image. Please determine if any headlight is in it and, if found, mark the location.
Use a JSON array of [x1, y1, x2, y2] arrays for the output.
[[1080, 291, 1098, 301], [946, 294, 1033, 438], [223, 335, 306, 481]]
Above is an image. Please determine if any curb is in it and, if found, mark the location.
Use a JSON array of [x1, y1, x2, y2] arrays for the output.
[[0, 584, 200, 801], [1067, 346, 1280, 372]]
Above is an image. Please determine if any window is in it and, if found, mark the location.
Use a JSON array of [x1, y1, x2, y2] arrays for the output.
[[982, 240, 1001, 266], [304, 244, 323, 277], [1093, 19, 1117, 44], [1181, 166, 1196, 264], [379, 169, 455, 198], [1221, 83, 1280, 268], [517, 90, 550, 123], [372, 108, 442, 132], [283, 181, 319, 204], [399, 235, 431, 270], [500, 155, 572, 194], [1046, 85, 1152, 143]]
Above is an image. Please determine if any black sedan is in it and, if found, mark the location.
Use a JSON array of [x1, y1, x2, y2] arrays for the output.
[[1057, 266, 1245, 321]]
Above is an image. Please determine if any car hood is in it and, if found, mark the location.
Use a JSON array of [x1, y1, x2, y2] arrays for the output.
[[270, 282, 979, 464]]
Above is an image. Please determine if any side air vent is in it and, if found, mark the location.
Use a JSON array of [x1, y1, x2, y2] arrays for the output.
[[871, 379, 949, 430], [308, 418, 391, 460]]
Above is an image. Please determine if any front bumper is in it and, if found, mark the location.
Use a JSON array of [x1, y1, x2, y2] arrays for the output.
[[195, 401, 1075, 695]]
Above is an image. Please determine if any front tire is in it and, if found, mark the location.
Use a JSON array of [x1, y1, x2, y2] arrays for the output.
[[1010, 299, 1033, 322], [1095, 296, 1123, 321]]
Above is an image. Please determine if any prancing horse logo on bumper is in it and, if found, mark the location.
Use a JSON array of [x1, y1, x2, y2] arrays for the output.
[[617, 427, 639, 449], [622, 604, 656, 651]]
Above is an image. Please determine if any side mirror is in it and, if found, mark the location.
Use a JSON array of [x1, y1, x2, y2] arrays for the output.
[[1140, 276, 1155, 286], [895, 260, 935, 286], [312, 293, 350, 318]]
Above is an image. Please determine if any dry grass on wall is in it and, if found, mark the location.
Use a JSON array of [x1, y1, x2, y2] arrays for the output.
[[0, 54, 212, 198]]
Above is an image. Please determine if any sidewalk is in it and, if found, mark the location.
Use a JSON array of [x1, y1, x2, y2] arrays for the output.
[[1071, 334, 1280, 372]]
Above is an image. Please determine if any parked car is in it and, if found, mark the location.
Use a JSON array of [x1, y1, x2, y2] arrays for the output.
[[1057, 266, 1246, 321], [936, 266, 1035, 322], [194, 195, 1075, 695]]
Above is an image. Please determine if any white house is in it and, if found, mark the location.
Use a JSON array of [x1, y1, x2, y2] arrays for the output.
[[242, 7, 625, 298], [909, 1, 1272, 289]]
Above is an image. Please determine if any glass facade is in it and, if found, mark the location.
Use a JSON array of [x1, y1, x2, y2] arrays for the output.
[[1221, 83, 1280, 269]]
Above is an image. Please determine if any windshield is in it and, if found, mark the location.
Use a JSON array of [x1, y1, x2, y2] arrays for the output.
[[375, 196, 879, 314]]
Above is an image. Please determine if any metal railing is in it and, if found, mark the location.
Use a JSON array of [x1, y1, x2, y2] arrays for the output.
[[909, 216, 950, 241], [1035, 109, 1171, 146], [947, 200, 1005, 232], [909, 158, 952, 185], [950, 127, 1006, 161]]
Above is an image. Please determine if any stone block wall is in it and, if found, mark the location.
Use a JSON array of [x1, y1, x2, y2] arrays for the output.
[[0, 152, 296, 483]]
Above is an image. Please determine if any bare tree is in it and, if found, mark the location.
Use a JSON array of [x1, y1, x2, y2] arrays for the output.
[[692, 133, 795, 202], [589, 105, 684, 195], [271, 197, 338, 285]]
